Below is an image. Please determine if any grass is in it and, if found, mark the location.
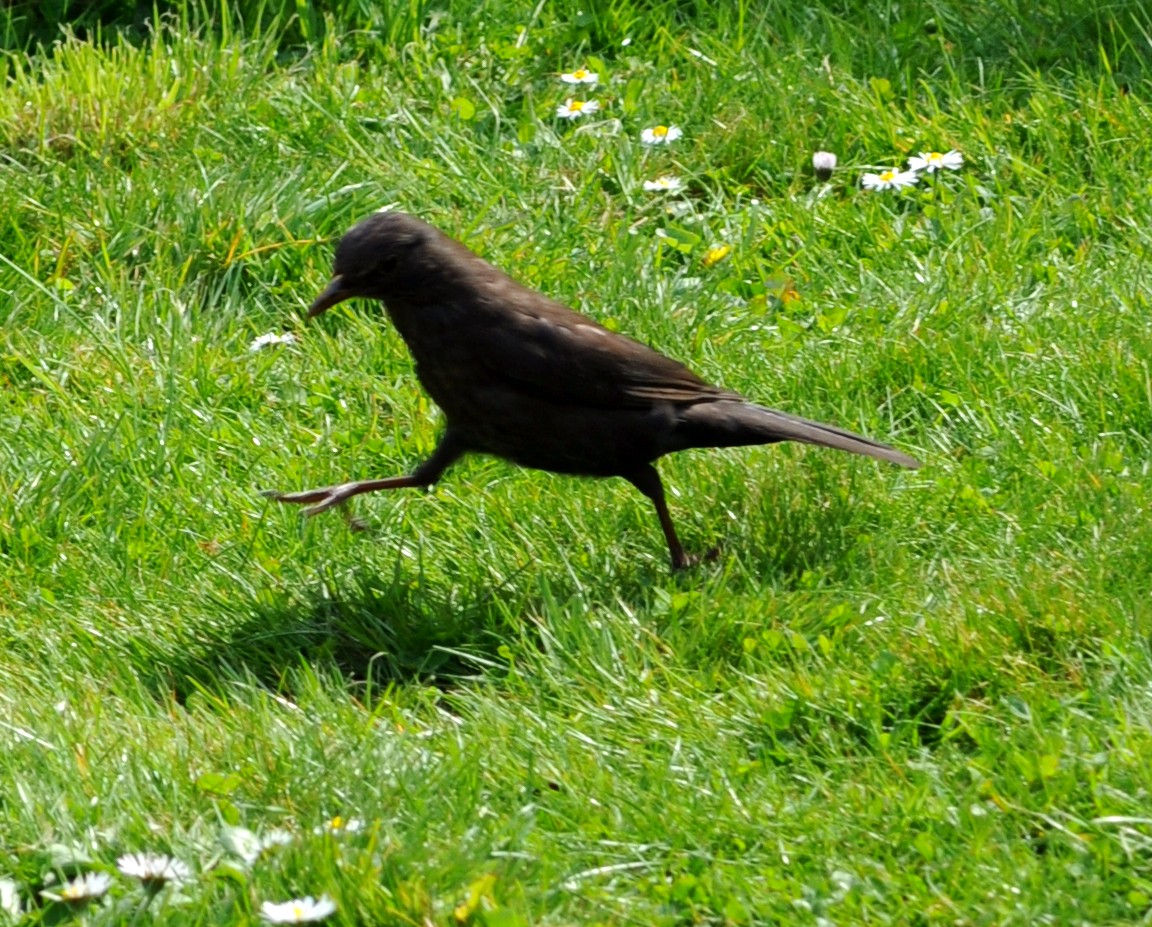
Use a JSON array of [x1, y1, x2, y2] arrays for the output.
[[2, 0, 1152, 922]]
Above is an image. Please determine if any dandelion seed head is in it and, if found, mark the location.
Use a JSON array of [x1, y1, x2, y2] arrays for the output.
[[812, 150, 837, 180]]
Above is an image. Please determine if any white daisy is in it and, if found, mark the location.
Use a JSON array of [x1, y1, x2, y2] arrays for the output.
[[222, 826, 296, 865], [260, 895, 337, 924], [116, 853, 192, 889], [861, 169, 919, 191], [260, 829, 296, 851], [642, 176, 684, 193], [249, 332, 298, 352], [640, 124, 682, 145], [908, 149, 963, 173], [41, 872, 113, 904], [559, 68, 598, 85], [556, 98, 600, 119], [313, 816, 364, 836]]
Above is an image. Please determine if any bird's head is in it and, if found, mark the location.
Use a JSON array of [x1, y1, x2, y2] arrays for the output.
[[308, 211, 436, 317]]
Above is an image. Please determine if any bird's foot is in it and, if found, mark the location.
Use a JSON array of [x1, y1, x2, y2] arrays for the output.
[[670, 545, 722, 572], [261, 484, 359, 517]]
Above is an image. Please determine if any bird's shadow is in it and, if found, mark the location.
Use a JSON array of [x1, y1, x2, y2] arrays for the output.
[[150, 564, 533, 704], [147, 468, 889, 705]]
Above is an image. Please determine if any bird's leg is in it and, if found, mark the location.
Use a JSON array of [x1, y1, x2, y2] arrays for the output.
[[624, 464, 691, 571], [263, 431, 467, 518]]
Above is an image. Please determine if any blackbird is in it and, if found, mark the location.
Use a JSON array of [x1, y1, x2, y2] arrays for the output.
[[265, 211, 920, 569]]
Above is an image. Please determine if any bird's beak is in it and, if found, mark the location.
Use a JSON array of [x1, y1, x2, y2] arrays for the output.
[[309, 274, 354, 317]]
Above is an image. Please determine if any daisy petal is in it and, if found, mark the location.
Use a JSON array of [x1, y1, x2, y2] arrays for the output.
[[260, 895, 338, 923], [640, 124, 683, 145], [556, 98, 601, 119], [559, 68, 599, 85], [862, 169, 919, 191]]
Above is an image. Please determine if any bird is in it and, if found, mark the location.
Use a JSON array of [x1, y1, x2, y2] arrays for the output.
[[264, 211, 920, 570]]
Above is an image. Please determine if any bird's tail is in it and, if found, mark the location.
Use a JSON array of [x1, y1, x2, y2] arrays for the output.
[[675, 399, 920, 469]]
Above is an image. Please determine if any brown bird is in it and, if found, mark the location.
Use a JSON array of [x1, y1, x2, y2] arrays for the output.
[[265, 211, 920, 569]]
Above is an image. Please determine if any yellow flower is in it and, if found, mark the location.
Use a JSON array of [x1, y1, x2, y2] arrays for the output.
[[702, 244, 732, 267]]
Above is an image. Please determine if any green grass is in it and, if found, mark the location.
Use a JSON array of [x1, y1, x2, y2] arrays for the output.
[[2, 0, 1152, 923]]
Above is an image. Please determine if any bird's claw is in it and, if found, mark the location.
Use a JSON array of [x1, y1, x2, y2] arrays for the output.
[[262, 486, 349, 516], [672, 545, 722, 571]]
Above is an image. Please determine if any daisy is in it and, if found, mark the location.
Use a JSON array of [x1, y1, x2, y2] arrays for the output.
[[313, 816, 364, 836], [556, 99, 600, 119], [908, 149, 963, 173], [260, 829, 295, 851], [116, 853, 192, 890], [41, 872, 113, 905], [861, 169, 919, 191], [642, 176, 684, 193], [260, 895, 337, 924], [640, 124, 682, 145], [223, 826, 296, 864], [249, 332, 297, 352], [559, 68, 598, 85]]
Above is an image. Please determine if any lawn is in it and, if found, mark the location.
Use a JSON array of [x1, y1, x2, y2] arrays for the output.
[[2, 0, 1152, 923]]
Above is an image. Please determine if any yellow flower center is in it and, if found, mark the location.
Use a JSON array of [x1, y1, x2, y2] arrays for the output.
[[880, 170, 896, 182], [570, 100, 586, 112], [653, 125, 669, 137], [292, 904, 305, 917], [573, 69, 587, 79]]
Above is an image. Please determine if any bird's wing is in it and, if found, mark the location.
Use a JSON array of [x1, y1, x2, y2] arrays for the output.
[[470, 292, 738, 409]]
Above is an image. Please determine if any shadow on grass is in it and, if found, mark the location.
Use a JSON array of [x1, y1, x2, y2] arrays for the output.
[[142, 467, 905, 704], [146, 563, 534, 703]]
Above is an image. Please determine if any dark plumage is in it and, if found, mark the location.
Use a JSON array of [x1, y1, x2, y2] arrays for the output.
[[265, 211, 920, 569]]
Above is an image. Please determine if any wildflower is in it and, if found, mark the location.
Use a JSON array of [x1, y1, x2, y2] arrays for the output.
[[314, 816, 364, 836], [702, 244, 732, 267], [861, 169, 919, 191], [642, 176, 684, 193], [116, 853, 192, 890], [560, 68, 598, 85], [556, 99, 600, 119], [223, 826, 295, 865], [250, 332, 298, 352], [260, 895, 337, 924], [41, 872, 113, 905], [260, 829, 295, 851], [908, 149, 963, 173], [641, 125, 682, 146], [812, 150, 837, 181]]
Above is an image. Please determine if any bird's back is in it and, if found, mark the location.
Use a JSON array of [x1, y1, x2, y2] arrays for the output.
[[372, 215, 916, 476]]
